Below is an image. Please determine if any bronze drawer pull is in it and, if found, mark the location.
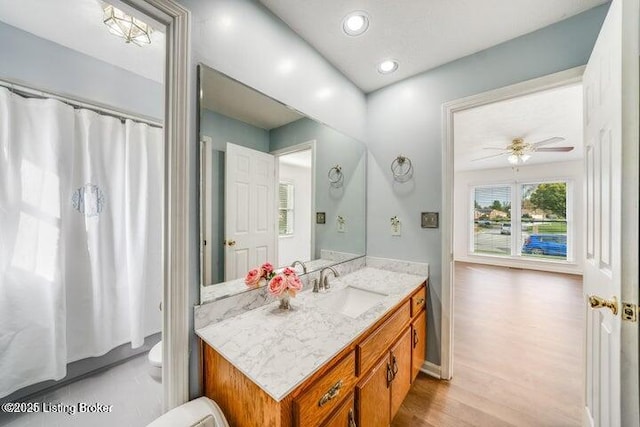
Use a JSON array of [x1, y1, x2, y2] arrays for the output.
[[318, 379, 343, 407], [413, 329, 419, 347], [415, 297, 425, 306]]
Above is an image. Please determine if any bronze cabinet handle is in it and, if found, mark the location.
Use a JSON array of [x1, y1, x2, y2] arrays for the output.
[[391, 354, 399, 377], [318, 379, 343, 407], [413, 329, 419, 347], [386, 362, 393, 387], [416, 297, 425, 306], [348, 408, 357, 427]]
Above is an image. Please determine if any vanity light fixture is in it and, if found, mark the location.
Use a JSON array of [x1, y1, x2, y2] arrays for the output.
[[342, 11, 369, 36], [103, 3, 153, 46], [377, 60, 398, 74]]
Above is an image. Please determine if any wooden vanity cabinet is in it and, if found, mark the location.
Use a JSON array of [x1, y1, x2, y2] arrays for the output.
[[321, 392, 356, 427], [201, 281, 427, 427], [356, 326, 412, 427], [411, 309, 427, 382]]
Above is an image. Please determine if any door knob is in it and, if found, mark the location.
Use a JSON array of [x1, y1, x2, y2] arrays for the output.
[[588, 295, 618, 315], [224, 239, 236, 247]]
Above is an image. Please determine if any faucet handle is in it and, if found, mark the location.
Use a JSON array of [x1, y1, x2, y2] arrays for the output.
[[312, 278, 320, 293]]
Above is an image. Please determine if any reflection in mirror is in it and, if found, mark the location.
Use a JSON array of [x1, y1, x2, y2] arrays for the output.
[[199, 64, 366, 303]]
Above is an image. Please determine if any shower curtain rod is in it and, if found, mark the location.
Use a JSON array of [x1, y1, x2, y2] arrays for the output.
[[0, 78, 163, 129]]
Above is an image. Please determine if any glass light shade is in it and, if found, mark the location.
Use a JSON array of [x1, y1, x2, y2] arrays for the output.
[[508, 154, 519, 165], [103, 4, 152, 46], [520, 154, 531, 163]]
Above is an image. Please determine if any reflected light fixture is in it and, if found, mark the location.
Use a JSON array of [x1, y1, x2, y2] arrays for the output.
[[378, 59, 398, 74], [342, 11, 369, 36], [103, 3, 153, 46]]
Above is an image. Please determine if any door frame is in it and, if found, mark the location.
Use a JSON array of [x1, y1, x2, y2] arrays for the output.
[[126, 0, 191, 412], [271, 140, 317, 264], [440, 66, 585, 380]]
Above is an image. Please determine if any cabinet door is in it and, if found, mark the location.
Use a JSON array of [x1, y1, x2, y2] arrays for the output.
[[411, 309, 426, 382], [390, 327, 412, 419], [356, 354, 391, 427], [322, 392, 356, 427]]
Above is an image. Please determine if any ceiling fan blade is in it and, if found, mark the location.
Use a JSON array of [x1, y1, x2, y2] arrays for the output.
[[531, 137, 566, 148], [471, 152, 508, 162], [482, 147, 508, 151], [535, 146, 574, 152]]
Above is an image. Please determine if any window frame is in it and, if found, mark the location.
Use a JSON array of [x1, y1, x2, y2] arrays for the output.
[[278, 181, 295, 237], [469, 179, 574, 263]]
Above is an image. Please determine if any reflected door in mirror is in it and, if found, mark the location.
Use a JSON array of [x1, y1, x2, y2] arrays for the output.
[[225, 143, 276, 280]]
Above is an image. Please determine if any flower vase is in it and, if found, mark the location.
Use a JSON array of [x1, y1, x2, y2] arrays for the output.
[[279, 294, 291, 310]]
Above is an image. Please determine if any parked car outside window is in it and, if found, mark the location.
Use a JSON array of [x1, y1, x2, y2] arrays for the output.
[[521, 234, 567, 257], [500, 223, 511, 235]]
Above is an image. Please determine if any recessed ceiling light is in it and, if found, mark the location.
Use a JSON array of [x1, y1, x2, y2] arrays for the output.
[[377, 60, 398, 74], [342, 11, 369, 36]]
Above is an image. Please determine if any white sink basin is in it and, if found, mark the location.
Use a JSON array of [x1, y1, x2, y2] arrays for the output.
[[316, 286, 388, 318]]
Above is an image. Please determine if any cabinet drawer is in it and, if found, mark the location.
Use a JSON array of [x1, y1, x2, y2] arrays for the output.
[[321, 392, 355, 427], [294, 350, 357, 427], [411, 286, 426, 317], [357, 301, 410, 376]]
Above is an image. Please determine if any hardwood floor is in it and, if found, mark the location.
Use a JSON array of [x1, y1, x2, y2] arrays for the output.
[[392, 262, 583, 427]]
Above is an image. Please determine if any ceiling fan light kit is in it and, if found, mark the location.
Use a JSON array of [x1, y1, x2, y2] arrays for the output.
[[473, 136, 574, 165]]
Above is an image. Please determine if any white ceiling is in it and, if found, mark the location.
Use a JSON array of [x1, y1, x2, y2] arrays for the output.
[[454, 83, 583, 172], [0, 0, 165, 83], [260, 0, 607, 93], [201, 66, 303, 130]]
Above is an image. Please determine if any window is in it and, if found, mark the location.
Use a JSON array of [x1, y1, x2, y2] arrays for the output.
[[472, 186, 511, 256], [279, 182, 294, 236], [520, 182, 567, 260], [471, 181, 569, 261]]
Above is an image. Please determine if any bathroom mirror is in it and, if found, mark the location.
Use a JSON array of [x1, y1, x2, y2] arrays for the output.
[[198, 64, 366, 303]]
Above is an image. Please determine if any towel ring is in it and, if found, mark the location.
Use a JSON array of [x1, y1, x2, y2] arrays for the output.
[[328, 165, 343, 186], [391, 155, 413, 181]]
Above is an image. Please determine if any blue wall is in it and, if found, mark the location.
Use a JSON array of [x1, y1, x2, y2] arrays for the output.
[[366, 4, 609, 364], [270, 118, 367, 258], [0, 21, 163, 121], [200, 109, 269, 152]]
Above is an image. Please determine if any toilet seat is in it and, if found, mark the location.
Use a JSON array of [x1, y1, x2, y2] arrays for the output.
[[146, 397, 230, 427], [149, 341, 162, 368]]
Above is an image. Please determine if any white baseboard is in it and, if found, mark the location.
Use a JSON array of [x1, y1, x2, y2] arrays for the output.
[[420, 361, 442, 379]]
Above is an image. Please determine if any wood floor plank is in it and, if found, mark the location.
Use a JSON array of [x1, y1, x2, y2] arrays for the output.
[[391, 262, 583, 426]]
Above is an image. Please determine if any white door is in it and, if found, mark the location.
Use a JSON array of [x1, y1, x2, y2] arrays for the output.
[[225, 143, 276, 281], [583, 0, 639, 426]]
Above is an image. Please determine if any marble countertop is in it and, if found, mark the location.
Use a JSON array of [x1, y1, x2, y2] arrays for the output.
[[195, 267, 427, 402]]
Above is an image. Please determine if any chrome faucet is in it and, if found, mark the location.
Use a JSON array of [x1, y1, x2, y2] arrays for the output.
[[315, 266, 339, 292], [290, 260, 307, 274]]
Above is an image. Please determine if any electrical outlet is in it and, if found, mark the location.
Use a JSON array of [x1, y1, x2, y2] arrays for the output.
[[337, 215, 346, 233]]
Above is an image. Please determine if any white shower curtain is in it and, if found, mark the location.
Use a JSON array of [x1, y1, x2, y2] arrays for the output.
[[0, 87, 162, 398]]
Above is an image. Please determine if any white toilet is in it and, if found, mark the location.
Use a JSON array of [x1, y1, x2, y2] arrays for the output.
[[148, 340, 162, 382], [147, 397, 230, 427]]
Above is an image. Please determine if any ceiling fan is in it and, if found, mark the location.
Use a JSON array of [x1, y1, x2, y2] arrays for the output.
[[473, 137, 574, 165]]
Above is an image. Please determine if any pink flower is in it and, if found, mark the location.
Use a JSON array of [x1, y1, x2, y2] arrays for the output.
[[282, 267, 296, 276], [268, 275, 286, 296], [261, 262, 274, 276], [285, 274, 303, 296], [244, 268, 262, 287]]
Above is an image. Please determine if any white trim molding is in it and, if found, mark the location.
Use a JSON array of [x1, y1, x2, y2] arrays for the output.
[[127, 0, 192, 412], [421, 361, 442, 379], [440, 66, 585, 381]]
